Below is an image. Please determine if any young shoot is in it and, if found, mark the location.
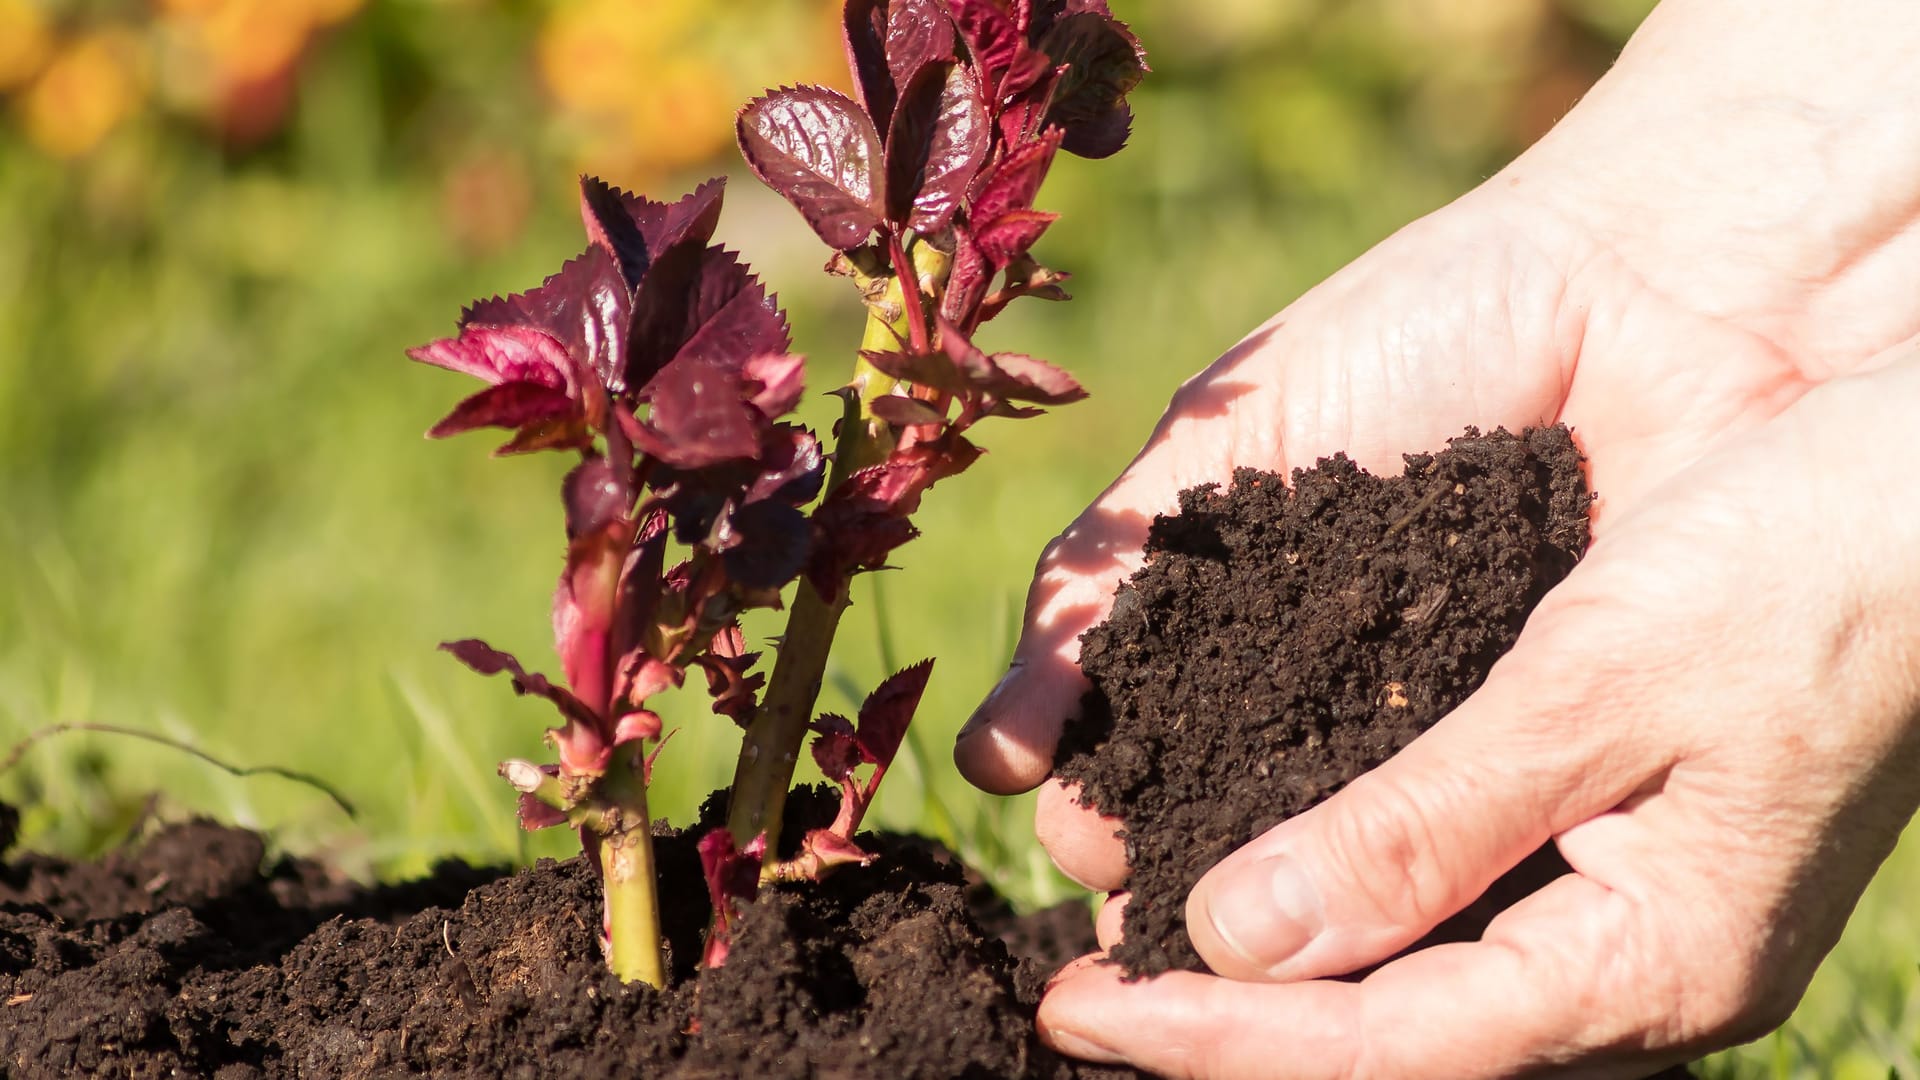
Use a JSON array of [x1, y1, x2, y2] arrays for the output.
[[407, 0, 1145, 986]]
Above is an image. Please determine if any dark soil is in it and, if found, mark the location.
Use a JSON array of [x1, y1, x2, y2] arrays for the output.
[[1056, 427, 1591, 976], [0, 792, 1126, 1079], [1052, 426, 1694, 1076], [1050, 428, 1698, 1078]]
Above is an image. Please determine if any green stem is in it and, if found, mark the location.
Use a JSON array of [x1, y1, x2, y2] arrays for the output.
[[723, 238, 953, 866], [725, 300, 902, 856], [597, 756, 666, 987], [844, 275, 911, 465], [724, 577, 849, 854], [500, 759, 568, 811], [729, 247, 940, 845]]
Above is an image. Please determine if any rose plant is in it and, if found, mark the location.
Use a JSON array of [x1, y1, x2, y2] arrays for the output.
[[405, 0, 1146, 987]]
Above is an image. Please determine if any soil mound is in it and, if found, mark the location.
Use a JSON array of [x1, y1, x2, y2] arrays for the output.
[[0, 803, 1127, 1078], [1057, 427, 1590, 975]]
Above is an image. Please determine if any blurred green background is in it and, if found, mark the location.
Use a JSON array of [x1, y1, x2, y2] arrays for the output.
[[1, 0, 1913, 1074]]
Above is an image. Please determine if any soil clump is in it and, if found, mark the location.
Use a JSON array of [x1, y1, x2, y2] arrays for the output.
[[1056, 427, 1591, 975], [1053, 428, 1692, 1076]]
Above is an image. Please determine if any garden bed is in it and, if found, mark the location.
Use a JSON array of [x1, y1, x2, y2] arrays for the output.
[[0, 794, 1134, 1078]]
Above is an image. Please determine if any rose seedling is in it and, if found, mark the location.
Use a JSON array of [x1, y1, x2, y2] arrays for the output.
[[406, 0, 1145, 986]]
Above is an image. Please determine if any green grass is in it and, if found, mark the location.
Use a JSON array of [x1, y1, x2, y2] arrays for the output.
[[0, 2, 1913, 1072]]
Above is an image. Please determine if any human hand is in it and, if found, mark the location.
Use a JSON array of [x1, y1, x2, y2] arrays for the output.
[[1035, 348, 1920, 1075], [955, 0, 1920, 1073]]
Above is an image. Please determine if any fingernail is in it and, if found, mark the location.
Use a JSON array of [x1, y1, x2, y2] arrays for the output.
[[1046, 1027, 1126, 1065], [1202, 854, 1324, 974], [957, 660, 1025, 742]]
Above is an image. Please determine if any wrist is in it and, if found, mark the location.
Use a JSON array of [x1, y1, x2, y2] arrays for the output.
[[1528, 0, 1920, 202], [1792, 348, 1920, 759], [1493, 1, 1920, 377]]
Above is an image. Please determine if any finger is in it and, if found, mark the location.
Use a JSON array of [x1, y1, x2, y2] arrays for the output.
[[1034, 779, 1129, 890], [1042, 874, 1698, 1079], [1185, 617, 1655, 983], [1044, 952, 1106, 992], [1095, 891, 1129, 951], [954, 326, 1291, 795]]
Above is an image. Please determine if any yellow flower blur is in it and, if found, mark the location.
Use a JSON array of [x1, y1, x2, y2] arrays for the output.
[[157, 0, 369, 91], [0, 0, 52, 93], [538, 0, 846, 180], [5, 0, 845, 173], [17, 31, 144, 159]]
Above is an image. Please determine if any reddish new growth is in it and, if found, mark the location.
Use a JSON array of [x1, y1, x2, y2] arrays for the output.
[[406, 0, 1145, 987]]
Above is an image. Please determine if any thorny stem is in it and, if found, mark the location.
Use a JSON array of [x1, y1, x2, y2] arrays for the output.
[[886, 230, 932, 354], [723, 297, 905, 860], [724, 578, 848, 860], [590, 424, 669, 987], [842, 274, 913, 479], [596, 754, 667, 987], [723, 237, 960, 865]]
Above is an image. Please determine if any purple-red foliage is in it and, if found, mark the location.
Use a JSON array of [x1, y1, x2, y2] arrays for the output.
[[737, 87, 886, 252], [411, 177, 813, 781], [801, 312, 1084, 597], [741, 0, 1135, 614], [787, 660, 936, 875], [441, 639, 607, 774], [696, 624, 766, 727], [408, 0, 1139, 977], [853, 658, 934, 769], [743, 0, 1145, 256], [698, 828, 767, 968], [884, 61, 989, 233]]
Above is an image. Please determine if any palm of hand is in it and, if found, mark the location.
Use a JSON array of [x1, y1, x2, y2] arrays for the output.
[[959, 182, 1920, 1076], [962, 185, 1867, 801]]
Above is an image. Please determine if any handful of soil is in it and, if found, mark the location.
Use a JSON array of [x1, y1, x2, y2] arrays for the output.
[[1055, 426, 1591, 976]]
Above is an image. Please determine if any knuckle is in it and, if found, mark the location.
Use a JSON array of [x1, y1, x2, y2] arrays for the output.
[[1316, 772, 1460, 930], [1507, 590, 1631, 694]]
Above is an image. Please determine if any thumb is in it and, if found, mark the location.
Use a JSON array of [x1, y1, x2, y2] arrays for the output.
[[1184, 626, 1647, 982]]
